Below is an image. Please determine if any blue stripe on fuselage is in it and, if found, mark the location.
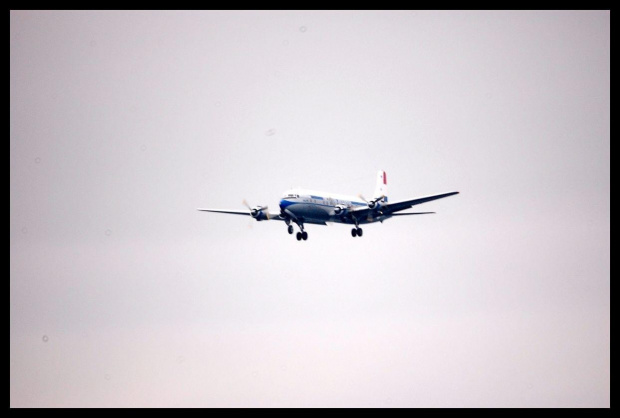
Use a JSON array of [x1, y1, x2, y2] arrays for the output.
[[280, 199, 334, 209], [279, 199, 366, 210]]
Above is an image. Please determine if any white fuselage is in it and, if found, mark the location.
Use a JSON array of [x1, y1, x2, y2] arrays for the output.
[[279, 188, 389, 225]]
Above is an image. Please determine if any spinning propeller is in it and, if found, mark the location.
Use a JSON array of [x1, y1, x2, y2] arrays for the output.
[[242, 199, 270, 220]]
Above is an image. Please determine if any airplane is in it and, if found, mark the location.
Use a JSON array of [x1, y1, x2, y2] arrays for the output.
[[197, 170, 458, 241]]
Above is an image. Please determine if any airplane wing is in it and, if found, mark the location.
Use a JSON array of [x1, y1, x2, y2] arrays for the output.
[[382, 191, 459, 214], [349, 191, 458, 220], [197, 208, 252, 216], [391, 211, 436, 216], [197, 208, 286, 221]]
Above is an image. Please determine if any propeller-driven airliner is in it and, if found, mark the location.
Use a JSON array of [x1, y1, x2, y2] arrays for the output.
[[198, 170, 458, 241]]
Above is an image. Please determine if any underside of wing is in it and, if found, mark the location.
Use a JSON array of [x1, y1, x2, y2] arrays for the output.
[[348, 206, 374, 220], [391, 211, 436, 216], [385, 191, 459, 213], [344, 191, 457, 223], [197, 208, 286, 221], [266, 213, 286, 221]]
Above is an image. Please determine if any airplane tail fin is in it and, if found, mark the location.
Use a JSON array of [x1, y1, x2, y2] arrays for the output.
[[373, 170, 388, 202]]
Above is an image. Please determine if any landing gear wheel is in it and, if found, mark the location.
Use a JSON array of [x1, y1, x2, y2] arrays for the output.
[[288, 225, 294, 234], [302, 231, 308, 240], [296, 232, 302, 241], [357, 228, 363, 237], [351, 228, 358, 237]]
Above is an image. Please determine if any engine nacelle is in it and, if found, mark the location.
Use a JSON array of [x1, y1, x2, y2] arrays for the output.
[[250, 206, 269, 221], [368, 200, 383, 210], [333, 204, 348, 215]]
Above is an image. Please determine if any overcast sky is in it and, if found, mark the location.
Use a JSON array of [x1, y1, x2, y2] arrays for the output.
[[10, 10, 609, 407]]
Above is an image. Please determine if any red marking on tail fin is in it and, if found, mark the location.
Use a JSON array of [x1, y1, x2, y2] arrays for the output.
[[383, 172, 387, 185]]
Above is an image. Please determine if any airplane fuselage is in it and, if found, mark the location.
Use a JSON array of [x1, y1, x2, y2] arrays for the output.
[[279, 188, 390, 225]]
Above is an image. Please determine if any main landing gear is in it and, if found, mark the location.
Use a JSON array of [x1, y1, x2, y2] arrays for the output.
[[350, 217, 363, 238], [287, 221, 308, 241]]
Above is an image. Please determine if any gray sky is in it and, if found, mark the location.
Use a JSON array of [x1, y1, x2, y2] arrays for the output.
[[10, 10, 609, 407]]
